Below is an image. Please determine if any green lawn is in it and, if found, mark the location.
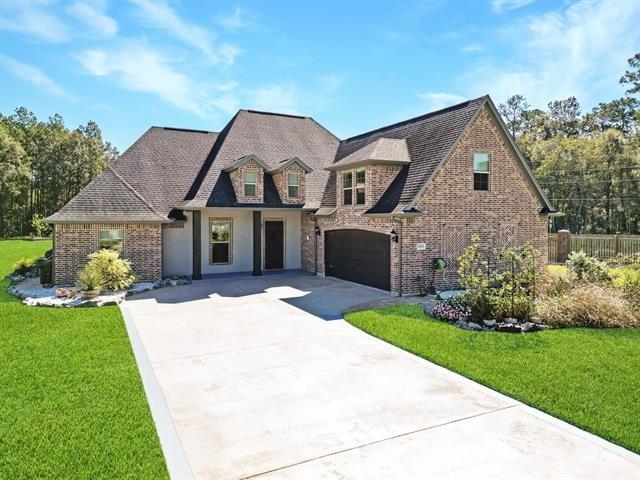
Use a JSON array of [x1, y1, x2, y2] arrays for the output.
[[346, 305, 640, 454], [0, 240, 168, 479]]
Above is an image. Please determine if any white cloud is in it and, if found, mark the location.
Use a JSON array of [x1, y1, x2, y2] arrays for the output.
[[67, 2, 117, 37], [462, 43, 484, 53], [130, 0, 242, 67], [318, 74, 345, 93], [466, 0, 640, 108], [491, 0, 534, 14], [76, 43, 205, 115], [217, 6, 249, 30], [247, 84, 299, 114], [417, 92, 467, 110], [0, 54, 71, 98], [0, 1, 69, 42]]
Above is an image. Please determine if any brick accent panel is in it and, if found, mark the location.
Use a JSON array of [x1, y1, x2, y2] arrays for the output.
[[229, 160, 264, 203], [301, 105, 548, 295], [272, 164, 306, 204], [53, 223, 162, 285]]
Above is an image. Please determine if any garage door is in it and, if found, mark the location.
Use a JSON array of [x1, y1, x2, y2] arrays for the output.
[[324, 229, 390, 291]]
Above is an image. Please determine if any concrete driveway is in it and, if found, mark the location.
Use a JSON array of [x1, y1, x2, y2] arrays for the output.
[[122, 271, 640, 479]]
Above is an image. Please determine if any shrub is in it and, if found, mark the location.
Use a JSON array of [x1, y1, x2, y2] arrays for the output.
[[30, 213, 49, 237], [12, 257, 37, 275], [612, 267, 640, 308], [491, 294, 532, 320], [77, 268, 104, 293], [536, 284, 640, 328], [432, 295, 471, 321], [540, 266, 574, 297], [84, 249, 135, 291], [566, 251, 611, 283]]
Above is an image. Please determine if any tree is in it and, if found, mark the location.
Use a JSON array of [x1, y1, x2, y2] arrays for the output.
[[499, 95, 530, 138], [547, 97, 581, 137], [582, 97, 639, 135], [620, 52, 640, 96]]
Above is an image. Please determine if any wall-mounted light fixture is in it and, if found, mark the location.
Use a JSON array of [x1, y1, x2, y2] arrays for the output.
[[390, 228, 399, 243], [315, 225, 321, 236]]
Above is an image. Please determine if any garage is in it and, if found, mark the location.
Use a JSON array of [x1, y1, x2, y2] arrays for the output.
[[324, 229, 391, 291]]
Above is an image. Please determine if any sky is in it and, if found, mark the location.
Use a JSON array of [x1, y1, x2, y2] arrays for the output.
[[1, 0, 639, 152]]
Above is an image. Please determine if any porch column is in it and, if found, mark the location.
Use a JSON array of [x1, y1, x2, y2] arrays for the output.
[[253, 210, 262, 276], [192, 210, 202, 280]]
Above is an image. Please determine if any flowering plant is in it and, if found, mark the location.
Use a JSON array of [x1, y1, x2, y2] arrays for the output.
[[432, 296, 471, 321]]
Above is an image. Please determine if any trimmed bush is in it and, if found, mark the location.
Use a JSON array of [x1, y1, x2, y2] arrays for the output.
[[536, 284, 640, 328], [84, 250, 135, 291]]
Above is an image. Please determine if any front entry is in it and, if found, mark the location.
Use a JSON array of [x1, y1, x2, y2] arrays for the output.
[[264, 220, 284, 269]]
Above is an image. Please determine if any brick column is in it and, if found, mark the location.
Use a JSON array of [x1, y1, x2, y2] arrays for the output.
[[557, 229, 571, 263]]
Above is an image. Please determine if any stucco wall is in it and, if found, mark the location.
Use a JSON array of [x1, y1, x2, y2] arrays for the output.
[[162, 212, 193, 277], [200, 208, 301, 274]]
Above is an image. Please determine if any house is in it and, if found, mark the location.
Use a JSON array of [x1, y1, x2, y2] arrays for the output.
[[45, 95, 556, 295]]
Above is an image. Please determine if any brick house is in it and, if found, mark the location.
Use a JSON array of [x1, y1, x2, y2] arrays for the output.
[[46, 95, 556, 295]]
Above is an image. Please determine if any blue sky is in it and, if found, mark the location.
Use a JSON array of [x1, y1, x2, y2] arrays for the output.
[[1, 0, 639, 152]]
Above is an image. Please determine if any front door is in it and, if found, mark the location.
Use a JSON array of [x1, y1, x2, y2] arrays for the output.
[[264, 220, 284, 269]]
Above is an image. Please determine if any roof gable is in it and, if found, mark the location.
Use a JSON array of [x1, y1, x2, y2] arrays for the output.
[[268, 157, 313, 174], [222, 154, 271, 172], [326, 138, 410, 171]]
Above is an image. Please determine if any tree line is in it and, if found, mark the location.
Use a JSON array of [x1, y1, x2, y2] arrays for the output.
[[0, 109, 118, 237], [499, 53, 640, 235]]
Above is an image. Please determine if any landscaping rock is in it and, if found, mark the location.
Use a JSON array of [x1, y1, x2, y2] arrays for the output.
[[503, 318, 518, 325], [483, 319, 496, 327], [521, 322, 539, 333], [466, 321, 483, 331], [496, 323, 522, 333], [437, 290, 465, 300]]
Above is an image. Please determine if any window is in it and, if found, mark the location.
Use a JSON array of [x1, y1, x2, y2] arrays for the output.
[[99, 229, 123, 252], [473, 153, 490, 191], [210, 219, 232, 264], [244, 171, 257, 197], [288, 172, 300, 198], [343, 171, 353, 205], [355, 169, 365, 205]]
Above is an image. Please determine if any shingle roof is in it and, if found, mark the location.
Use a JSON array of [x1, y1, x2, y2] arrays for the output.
[[326, 138, 410, 170], [182, 109, 339, 209], [365, 165, 409, 214]]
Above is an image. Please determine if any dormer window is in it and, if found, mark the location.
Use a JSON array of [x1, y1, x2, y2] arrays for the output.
[[343, 169, 366, 205], [473, 153, 489, 191], [244, 171, 257, 196], [343, 171, 353, 205], [288, 172, 300, 198], [355, 169, 365, 204]]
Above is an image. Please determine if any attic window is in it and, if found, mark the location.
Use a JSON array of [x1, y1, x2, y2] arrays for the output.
[[343, 171, 353, 205], [288, 173, 300, 198], [244, 171, 257, 196], [473, 153, 490, 191], [355, 169, 365, 205]]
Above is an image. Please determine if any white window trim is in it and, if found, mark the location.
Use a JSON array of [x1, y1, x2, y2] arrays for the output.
[[287, 172, 300, 198], [243, 170, 258, 197], [99, 229, 124, 253], [473, 152, 490, 191], [355, 168, 366, 205], [342, 171, 353, 205], [209, 218, 233, 265]]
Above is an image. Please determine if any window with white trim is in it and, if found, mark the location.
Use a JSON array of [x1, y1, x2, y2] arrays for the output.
[[473, 153, 490, 191], [355, 169, 365, 205], [244, 171, 257, 196], [210, 219, 232, 264], [287, 172, 300, 198], [99, 229, 123, 252], [343, 171, 353, 205]]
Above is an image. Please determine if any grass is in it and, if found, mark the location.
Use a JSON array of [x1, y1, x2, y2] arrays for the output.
[[346, 304, 640, 454], [0, 240, 168, 479]]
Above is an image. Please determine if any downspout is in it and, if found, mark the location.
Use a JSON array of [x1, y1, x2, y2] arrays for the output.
[[393, 216, 403, 297], [314, 216, 318, 275]]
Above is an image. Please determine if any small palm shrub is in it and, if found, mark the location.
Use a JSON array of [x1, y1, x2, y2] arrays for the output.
[[77, 268, 104, 293], [12, 257, 37, 275], [536, 284, 640, 328], [432, 295, 471, 321], [84, 249, 135, 291], [566, 251, 611, 283]]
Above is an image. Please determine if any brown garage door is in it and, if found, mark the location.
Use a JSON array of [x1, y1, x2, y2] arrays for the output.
[[324, 229, 390, 291]]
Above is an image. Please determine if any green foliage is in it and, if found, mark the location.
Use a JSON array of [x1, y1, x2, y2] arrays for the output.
[[566, 251, 611, 283], [76, 267, 104, 293], [345, 305, 640, 453], [11, 257, 37, 275], [0, 109, 118, 237], [536, 284, 640, 328], [84, 249, 135, 291], [30, 214, 48, 237], [612, 266, 640, 308]]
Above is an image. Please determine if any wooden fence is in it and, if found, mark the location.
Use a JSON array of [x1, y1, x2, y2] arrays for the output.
[[548, 231, 640, 263]]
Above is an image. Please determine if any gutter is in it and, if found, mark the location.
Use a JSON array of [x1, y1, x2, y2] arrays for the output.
[[392, 215, 403, 297]]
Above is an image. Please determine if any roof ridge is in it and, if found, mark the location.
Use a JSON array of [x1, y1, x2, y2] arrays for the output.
[[342, 95, 489, 143], [159, 126, 216, 134], [107, 166, 167, 220], [242, 109, 308, 119]]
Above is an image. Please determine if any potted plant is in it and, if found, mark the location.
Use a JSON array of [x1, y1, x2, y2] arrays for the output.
[[77, 268, 104, 299]]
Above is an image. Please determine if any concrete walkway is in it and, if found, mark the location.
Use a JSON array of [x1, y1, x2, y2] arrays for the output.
[[122, 272, 640, 479]]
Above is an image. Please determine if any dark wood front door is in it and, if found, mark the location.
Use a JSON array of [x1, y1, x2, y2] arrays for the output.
[[264, 220, 284, 269], [325, 229, 390, 291]]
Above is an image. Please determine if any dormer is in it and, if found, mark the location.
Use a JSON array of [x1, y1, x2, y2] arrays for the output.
[[326, 138, 411, 209], [223, 155, 269, 203], [267, 157, 313, 205]]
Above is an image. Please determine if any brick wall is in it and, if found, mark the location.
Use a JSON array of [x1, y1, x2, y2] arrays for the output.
[[335, 164, 401, 209], [53, 223, 162, 285], [229, 159, 264, 203], [272, 163, 306, 205], [301, 105, 548, 295]]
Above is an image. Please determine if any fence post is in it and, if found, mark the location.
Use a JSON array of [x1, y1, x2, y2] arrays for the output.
[[614, 234, 619, 256], [557, 229, 571, 263]]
